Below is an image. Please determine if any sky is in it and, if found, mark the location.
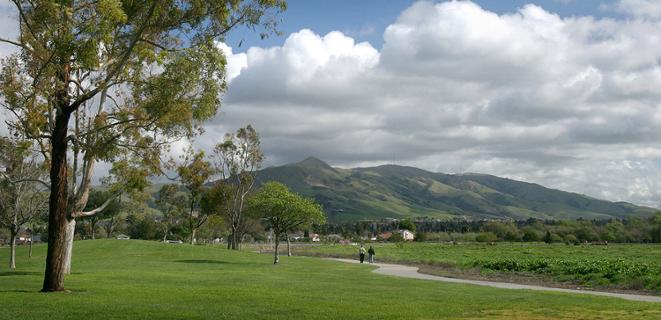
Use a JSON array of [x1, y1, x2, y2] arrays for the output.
[[2, 0, 661, 208]]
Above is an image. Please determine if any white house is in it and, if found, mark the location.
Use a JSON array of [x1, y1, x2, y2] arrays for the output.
[[400, 229, 415, 241]]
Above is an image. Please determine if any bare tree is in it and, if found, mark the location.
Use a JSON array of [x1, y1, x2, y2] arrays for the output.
[[0, 138, 48, 270]]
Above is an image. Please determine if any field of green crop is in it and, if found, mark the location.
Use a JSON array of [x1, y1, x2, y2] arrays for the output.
[[295, 242, 661, 293], [1, 240, 660, 319]]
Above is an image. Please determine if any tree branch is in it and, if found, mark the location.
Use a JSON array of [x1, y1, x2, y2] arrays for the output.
[[0, 37, 27, 50], [71, 192, 119, 218], [65, 2, 159, 114], [2, 174, 51, 189]]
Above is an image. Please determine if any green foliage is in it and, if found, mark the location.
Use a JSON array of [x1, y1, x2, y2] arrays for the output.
[[389, 232, 404, 243], [126, 213, 163, 240], [248, 181, 326, 234], [84, 189, 121, 219], [414, 232, 428, 242], [200, 183, 232, 217], [474, 258, 661, 291], [476, 232, 499, 243], [398, 219, 416, 232], [302, 242, 661, 293]]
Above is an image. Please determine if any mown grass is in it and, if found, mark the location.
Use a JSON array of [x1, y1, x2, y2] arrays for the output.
[[0, 240, 660, 319], [296, 242, 661, 293]]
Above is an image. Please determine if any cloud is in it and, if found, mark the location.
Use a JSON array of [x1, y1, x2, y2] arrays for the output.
[[2, 1, 661, 208], [201, 1, 661, 208], [613, 0, 661, 19]]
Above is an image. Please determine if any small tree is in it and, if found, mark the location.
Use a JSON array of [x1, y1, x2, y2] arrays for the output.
[[155, 184, 186, 242], [177, 149, 215, 245], [248, 182, 325, 264], [0, 138, 48, 270], [199, 182, 233, 239], [212, 125, 264, 250], [398, 219, 416, 232]]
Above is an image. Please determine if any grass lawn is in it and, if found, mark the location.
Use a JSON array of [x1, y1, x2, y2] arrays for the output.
[[0, 240, 660, 320], [295, 242, 661, 293]]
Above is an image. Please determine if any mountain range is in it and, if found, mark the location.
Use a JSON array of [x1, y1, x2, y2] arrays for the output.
[[255, 157, 658, 222]]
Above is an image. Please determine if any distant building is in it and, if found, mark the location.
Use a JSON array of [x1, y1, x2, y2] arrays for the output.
[[309, 233, 321, 242], [378, 232, 392, 241], [400, 230, 415, 241]]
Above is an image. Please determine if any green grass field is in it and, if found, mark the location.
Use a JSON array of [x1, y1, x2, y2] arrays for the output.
[[296, 242, 661, 293], [1, 240, 660, 319]]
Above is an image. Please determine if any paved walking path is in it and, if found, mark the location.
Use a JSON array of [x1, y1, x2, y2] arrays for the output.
[[330, 258, 661, 303]]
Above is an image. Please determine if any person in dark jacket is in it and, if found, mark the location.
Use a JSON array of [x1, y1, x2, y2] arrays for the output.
[[368, 246, 375, 264]]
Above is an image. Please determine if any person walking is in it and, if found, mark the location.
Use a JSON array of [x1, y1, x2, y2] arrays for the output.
[[359, 245, 366, 263], [368, 246, 375, 264]]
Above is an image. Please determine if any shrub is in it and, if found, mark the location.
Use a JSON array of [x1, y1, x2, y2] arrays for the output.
[[414, 232, 427, 242], [476, 232, 498, 243]]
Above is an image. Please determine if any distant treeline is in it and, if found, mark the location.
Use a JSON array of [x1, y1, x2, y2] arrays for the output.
[[314, 214, 661, 244]]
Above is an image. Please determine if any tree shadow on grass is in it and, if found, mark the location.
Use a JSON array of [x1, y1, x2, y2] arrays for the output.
[[0, 271, 41, 277], [174, 259, 231, 265], [0, 289, 34, 293]]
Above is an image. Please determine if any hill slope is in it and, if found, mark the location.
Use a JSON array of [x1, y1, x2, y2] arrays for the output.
[[256, 157, 658, 222]]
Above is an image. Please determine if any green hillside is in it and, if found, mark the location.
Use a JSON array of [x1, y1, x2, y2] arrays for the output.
[[256, 157, 658, 222]]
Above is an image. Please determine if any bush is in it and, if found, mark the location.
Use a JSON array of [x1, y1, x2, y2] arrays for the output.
[[389, 232, 404, 242], [414, 232, 427, 242], [522, 227, 542, 242], [476, 232, 498, 243], [564, 234, 578, 245]]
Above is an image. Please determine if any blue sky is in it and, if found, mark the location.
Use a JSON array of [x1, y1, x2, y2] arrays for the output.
[[227, 0, 623, 50]]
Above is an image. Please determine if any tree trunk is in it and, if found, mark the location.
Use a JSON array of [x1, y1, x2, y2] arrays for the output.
[[286, 232, 292, 257], [227, 232, 232, 249], [29, 228, 33, 258], [9, 229, 17, 270], [90, 219, 96, 240], [190, 228, 196, 245], [106, 216, 114, 238], [63, 219, 76, 275], [42, 110, 72, 292], [230, 228, 239, 250], [273, 234, 280, 264]]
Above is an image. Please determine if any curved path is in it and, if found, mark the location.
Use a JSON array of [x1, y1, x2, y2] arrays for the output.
[[330, 258, 661, 303]]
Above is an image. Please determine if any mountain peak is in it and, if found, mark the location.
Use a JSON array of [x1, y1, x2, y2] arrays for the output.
[[295, 157, 333, 169]]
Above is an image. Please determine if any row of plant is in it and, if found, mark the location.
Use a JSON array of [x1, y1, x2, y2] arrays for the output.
[[471, 257, 661, 291]]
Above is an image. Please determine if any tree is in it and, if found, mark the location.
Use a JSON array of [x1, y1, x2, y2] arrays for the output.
[[211, 125, 264, 250], [651, 213, 661, 243], [0, 138, 48, 270], [177, 149, 215, 245], [0, 0, 286, 291], [544, 231, 553, 244], [200, 182, 233, 241], [155, 184, 185, 242], [247, 182, 325, 264], [398, 219, 416, 232]]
